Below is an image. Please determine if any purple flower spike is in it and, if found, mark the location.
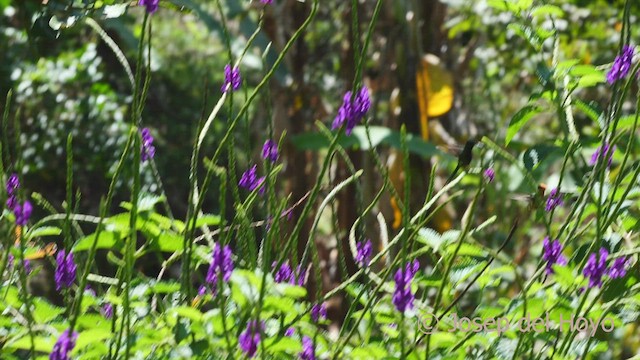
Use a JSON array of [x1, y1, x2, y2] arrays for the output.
[[6, 173, 19, 194], [140, 128, 155, 162], [607, 45, 635, 84], [542, 237, 566, 274], [483, 168, 495, 183], [272, 261, 307, 286], [355, 239, 373, 267], [589, 142, 615, 168], [138, 0, 159, 14], [102, 303, 114, 319], [260, 0, 274, 4], [50, 329, 78, 360], [310, 303, 327, 322], [15, 200, 32, 226], [299, 336, 316, 360], [273, 261, 293, 283], [261, 139, 279, 163], [239, 165, 266, 193], [545, 188, 563, 212], [332, 86, 371, 135], [583, 248, 609, 288], [54, 250, 77, 291], [6, 174, 19, 211], [608, 257, 630, 279], [284, 327, 295, 337], [222, 64, 241, 93], [205, 243, 234, 295], [392, 260, 420, 312], [239, 320, 263, 358]]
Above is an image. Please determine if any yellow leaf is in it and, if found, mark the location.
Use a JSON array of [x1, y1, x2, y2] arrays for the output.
[[416, 55, 455, 140], [422, 55, 454, 118]]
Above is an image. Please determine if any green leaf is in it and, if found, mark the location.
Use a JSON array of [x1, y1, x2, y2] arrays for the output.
[[279, 284, 307, 299], [609, 114, 640, 132], [195, 214, 221, 227], [531, 4, 564, 18], [119, 194, 164, 213], [74, 231, 120, 252], [155, 232, 183, 252], [576, 73, 605, 88], [170, 306, 203, 323], [76, 313, 112, 331], [263, 296, 296, 314], [72, 328, 112, 354], [486, 0, 511, 11], [26, 226, 62, 239], [349, 343, 388, 359], [552, 265, 575, 289], [5, 335, 53, 353], [265, 337, 302, 354], [151, 281, 181, 294], [32, 299, 65, 323], [505, 105, 543, 145], [507, 24, 542, 51]]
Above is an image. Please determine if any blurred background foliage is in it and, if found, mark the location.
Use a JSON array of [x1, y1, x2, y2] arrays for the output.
[[1, 0, 637, 211], [1, 0, 640, 346]]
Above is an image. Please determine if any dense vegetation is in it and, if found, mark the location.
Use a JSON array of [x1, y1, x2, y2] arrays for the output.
[[1, 0, 639, 359]]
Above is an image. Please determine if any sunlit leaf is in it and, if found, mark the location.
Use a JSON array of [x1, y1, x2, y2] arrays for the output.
[[505, 105, 543, 146]]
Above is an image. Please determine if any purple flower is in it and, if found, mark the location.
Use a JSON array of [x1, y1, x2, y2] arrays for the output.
[[608, 257, 630, 279], [204, 243, 234, 295], [583, 248, 609, 288], [261, 139, 279, 163], [392, 260, 420, 312], [6, 173, 19, 212], [310, 303, 327, 322], [607, 45, 635, 84], [221, 64, 241, 93], [260, 0, 273, 4], [299, 336, 316, 360], [140, 128, 155, 162], [102, 303, 114, 319], [6, 174, 32, 225], [6, 194, 17, 212], [54, 250, 77, 291], [272, 261, 306, 285], [483, 168, 495, 183], [332, 86, 371, 135], [239, 165, 266, 193], [589, 143, 615, 168], [50, 329, 78, 360], [284, 327, 295, 337], [355, 239, 372, 267], [545, 188, 563, 212], [14, 200, 32, 226], [239, 320, 263, 358], [6, 173, 19, 195], [138, 0, 159, 14], [542, 237, 566, 274], [273, 261, 293, 283]]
